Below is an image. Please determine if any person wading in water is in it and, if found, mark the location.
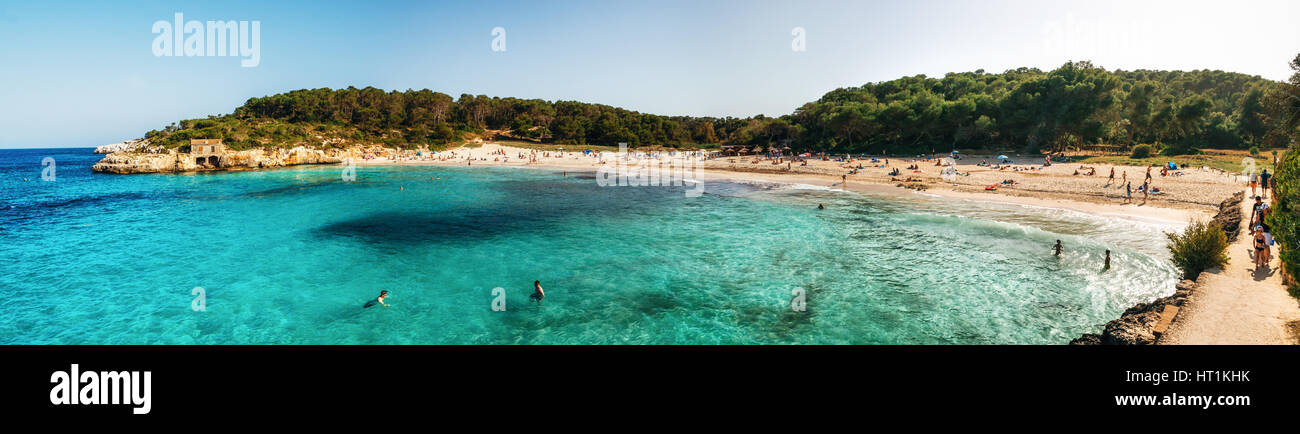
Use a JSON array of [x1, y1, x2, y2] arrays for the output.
[[530, 280, 546, 303]]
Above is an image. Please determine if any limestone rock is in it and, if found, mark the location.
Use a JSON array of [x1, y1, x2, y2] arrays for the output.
[[1071, 279, 1199, 345], [92, 145, 348, 174], [1213, 191, 1245, 241]]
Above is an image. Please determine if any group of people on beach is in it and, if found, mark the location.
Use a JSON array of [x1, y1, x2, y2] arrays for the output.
[[1104, 165, 1164, 205]]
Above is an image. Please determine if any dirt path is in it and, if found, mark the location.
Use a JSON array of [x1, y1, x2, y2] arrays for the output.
[[1160, 189, 1300, 345]]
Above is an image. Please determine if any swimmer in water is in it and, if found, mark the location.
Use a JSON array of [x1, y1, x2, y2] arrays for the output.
[[363, 290, 391, 308], [1103, 250, 1111, 270], [817, 204, 825, 210], [1053, 240, 1063, 257], [530, 280, 545, 303]]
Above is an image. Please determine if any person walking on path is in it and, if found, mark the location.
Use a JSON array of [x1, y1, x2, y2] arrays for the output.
[[1260, 169, 1272, 199]]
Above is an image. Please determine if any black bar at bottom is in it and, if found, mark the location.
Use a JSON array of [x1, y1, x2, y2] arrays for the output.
[[1, 346, 1294, 419]]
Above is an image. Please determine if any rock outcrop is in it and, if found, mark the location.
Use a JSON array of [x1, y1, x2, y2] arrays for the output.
[[1070, 279, 1198, 345], [92, 146, 349, 174], [94, 138, 156, 154], [1213, 191, 1245, 241]]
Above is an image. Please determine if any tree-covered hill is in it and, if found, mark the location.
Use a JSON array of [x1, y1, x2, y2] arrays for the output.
[[142, 61, 1287, 155], [788, 61, 1284, 155]]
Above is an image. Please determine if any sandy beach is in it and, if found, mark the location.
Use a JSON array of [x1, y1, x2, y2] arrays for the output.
[[358, 143, 1226, 224]]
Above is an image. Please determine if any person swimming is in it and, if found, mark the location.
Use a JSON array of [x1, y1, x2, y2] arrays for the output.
[[1103, 249, 1111, 270], [1053, 240, 1063, 257], [363, 290, 391, 308], [817, 204, 825, 210], [530, 280, 545, 303]]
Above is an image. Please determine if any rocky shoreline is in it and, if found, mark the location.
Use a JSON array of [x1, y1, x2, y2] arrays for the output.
[[1070, 278, 1200, 345], [89, 141, 418, 174], [1069, 192, 1244, 345]]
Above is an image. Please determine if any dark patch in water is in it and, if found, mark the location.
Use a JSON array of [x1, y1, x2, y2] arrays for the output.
[[634, 292, 680, 315], [0, 191, 163, 226], [316, 209, 550, 245], [235, 179, 348, 199], [315, 176, 703, 245]]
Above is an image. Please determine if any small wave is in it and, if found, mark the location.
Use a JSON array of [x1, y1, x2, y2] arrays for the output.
[[781, 183, 837, 191]]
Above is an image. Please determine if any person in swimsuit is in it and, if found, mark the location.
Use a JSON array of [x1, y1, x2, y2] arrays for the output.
[[364, 290, 391, 308], [530, 280, 545, 303], [1254, 226, 1268, 269], [1103, 250, 1111, 270], [1053, 240, 1063, 257]]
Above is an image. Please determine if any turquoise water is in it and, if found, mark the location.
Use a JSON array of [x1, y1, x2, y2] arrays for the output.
[[0, 148, 1181, 344]]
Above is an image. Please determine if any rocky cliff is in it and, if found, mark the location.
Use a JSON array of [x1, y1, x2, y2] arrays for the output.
[[1070, 279, 1198, 345], [1213, 191, 1245, 242], [91, 146, 353, 174], [93, 138, 154, 154]]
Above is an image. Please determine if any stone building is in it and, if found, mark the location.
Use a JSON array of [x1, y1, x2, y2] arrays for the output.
[[191, 139, 225, 167]]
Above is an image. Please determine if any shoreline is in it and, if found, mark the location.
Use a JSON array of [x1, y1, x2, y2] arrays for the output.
[[356, 143, 1215, 225]]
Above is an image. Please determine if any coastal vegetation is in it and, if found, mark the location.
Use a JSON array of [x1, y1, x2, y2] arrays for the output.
[[139, 61, 1286, 156], [1130, 144, 1152, 158], [1077, 148, 1278, 174], [1271, 150, 1300, 289], [1263, 54, 1300, 292], [1166, 220, 1230, 280]]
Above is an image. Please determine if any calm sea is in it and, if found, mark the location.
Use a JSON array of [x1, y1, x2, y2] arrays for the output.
[[0, 148, 1180, 344]]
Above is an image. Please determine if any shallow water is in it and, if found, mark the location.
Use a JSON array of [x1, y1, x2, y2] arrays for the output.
[[0, 148, 1180, 344]]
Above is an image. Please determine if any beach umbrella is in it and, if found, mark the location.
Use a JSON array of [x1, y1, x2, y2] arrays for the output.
[[997, 155, 1009, 159]]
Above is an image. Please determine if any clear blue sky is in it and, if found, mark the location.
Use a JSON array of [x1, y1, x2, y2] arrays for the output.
[[1, 0, 1297, 148]]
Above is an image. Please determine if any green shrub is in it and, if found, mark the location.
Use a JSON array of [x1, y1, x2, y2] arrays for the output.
[[1270, 150, 1300, 290], [1167, 220, 1230, 280], [1131, 144, 1152, 158], [1250, 146, 1261, 156]]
